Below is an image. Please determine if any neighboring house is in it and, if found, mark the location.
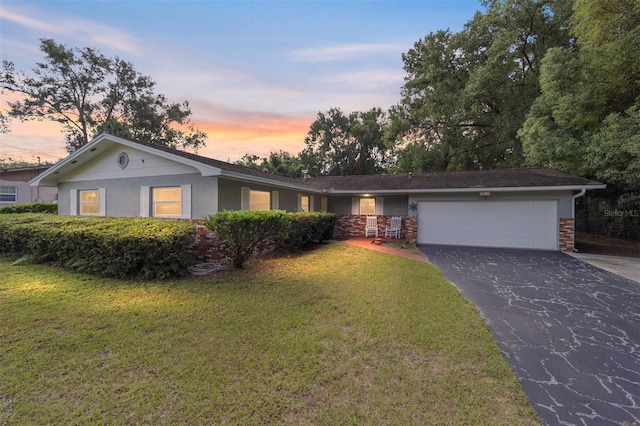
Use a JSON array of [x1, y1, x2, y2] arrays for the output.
[[30, 133, 605, 252], [0, 165, 58, 206]]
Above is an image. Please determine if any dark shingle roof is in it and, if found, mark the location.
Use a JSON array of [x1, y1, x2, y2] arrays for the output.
[[131, 139, 317, 188], [127, 139, 604, 192], [302, 168, 603, 192]]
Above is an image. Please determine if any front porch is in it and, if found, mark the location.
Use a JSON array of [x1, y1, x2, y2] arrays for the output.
[[333, 215, 418, 244]]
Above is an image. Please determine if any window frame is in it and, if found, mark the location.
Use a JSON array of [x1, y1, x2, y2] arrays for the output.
[[299, 195, 310, 212], [359, 198, 376, 215], [249, 189, 271, 211], [78, 189, 101, 216], [0, 186, 17, 203], [152, 186, 183, 218]]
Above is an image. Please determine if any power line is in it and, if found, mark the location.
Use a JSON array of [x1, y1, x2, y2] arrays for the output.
[[0, 142, 62, 156]]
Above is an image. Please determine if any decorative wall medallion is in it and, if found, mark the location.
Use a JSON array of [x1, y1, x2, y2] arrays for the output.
[[117, 152, 129, 169]]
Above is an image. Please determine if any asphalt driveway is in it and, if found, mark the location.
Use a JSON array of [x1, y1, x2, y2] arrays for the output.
[[418, 245, 640, 426]]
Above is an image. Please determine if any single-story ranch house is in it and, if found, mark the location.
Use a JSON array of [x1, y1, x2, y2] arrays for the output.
[[31, 133, 605, 253]]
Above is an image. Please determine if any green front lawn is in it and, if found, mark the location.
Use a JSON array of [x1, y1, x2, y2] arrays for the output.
[[0, 242, 539, 425]]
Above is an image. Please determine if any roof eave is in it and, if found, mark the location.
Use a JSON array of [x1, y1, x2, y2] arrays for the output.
[[324, 184, 607, 195], [221, 170, 325, 193]]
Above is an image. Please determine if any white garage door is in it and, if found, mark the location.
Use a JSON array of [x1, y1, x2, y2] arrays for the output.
[[417, 200, 558, 250]]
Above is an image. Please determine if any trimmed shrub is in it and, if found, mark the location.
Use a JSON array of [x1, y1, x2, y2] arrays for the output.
[[204, 210, 291, 268], [0, 214, 195, 279], [282, 212, 336, 253], [0, 202, 58, 214]]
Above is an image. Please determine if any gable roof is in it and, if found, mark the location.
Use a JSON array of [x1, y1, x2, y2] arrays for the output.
[[303, 168, 605, 194], [30, 133, 320, 191], [31, 133, 605, 194]]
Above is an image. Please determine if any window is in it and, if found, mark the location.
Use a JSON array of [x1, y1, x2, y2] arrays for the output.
[[140, 185, 190, 219], [250, 190, 271, 211], [79, 190, 100, 215], [153, 187, 182, 217], [360, 198, 376, 215], [300, 195, 309, 212], [0, 186, 17, 203], [320, 196, 328, 212], [241, 187, 278, 211]]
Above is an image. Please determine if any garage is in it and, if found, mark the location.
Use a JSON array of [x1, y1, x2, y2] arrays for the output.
[[417, 200, 558, 250]]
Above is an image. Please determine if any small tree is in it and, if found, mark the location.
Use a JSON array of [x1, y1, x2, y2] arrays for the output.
[[204, 210, 291, 268]]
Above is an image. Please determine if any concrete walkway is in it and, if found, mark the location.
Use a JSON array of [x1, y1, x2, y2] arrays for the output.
[[569, 252, 639, 284]]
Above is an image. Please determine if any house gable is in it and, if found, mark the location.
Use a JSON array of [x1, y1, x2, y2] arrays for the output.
[[60, 144, 200, 182], [31, 134, 222, 187]]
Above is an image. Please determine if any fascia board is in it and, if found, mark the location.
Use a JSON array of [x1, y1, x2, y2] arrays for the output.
[[29, 135, 109, 187], [324, 184, 607, 195], [221, 170, 325, 193]]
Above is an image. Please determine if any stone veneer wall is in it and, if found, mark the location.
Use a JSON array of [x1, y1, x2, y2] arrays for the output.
[[559, 218, 575, 252], [333, 215, 417, 244]]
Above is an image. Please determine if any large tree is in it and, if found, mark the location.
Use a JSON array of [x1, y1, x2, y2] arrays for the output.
[[388, 0, 573, 172], [0, 60, 14, 134], [2, 39, 206, 153], [519, 0, 640, 190], [300, 107, 389, 176]]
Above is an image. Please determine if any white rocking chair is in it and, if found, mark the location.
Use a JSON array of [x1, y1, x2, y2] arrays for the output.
[[385, 216, 402, 239], [365, 215, 378, 237]]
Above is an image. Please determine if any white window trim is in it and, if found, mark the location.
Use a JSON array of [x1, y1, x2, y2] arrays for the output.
[[352, 197, 383, 215], [375, 197, 383, 215], [181, 184, 192, 219], [140, 186, 150, 217], [241, 187, 250, 210], [71, 188, 105, 216], [142, 185, 191, 219], [242, 187, 275, 211], [70, 189, 78, 215], [298, 194, 310, 212], [0, 186, 17, 203]]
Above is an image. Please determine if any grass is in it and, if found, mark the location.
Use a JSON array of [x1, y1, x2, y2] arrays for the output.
[[0, 242, 540, 425]]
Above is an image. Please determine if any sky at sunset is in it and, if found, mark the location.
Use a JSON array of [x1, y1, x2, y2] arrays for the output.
[[0, 0, 484, 164]]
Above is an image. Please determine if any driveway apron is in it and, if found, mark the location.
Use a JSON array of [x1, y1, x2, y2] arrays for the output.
[[419, 245, 640, 426]]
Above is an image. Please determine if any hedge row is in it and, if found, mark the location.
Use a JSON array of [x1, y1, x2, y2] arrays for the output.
[[0, 214, 196, 279], [0, 202, 58, 214], [281, 212, 336, 253], [204, 210, 336, 268]]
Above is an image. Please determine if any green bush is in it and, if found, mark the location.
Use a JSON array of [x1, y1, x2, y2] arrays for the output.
[[204, 210, 336, 266], [204, 210, 291, 268], [0, 214, 195, 279], [281, 212, 336, 253], [0, 202, 58, 214]]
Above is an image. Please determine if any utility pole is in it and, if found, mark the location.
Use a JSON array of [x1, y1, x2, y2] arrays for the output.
[[36, 156, 41, 202]]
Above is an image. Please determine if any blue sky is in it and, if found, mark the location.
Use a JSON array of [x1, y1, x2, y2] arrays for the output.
[[0, 0, 484, 163]]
